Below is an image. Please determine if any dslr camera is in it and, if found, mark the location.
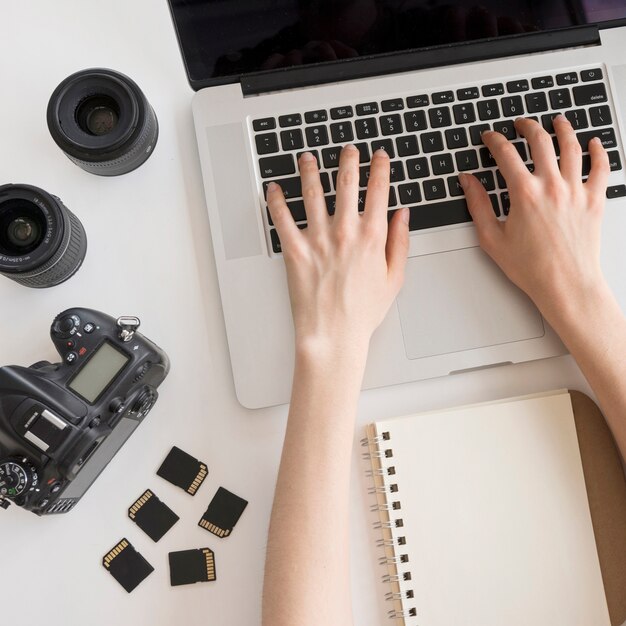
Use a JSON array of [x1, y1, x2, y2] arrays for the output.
[[0, 307, 169, 515]]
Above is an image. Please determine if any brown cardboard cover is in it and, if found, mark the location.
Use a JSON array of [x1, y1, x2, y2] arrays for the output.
[[570, 390, 626, 626]]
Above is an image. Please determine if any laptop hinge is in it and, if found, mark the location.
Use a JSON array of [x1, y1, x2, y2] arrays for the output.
[[241, 25, 599, 96]]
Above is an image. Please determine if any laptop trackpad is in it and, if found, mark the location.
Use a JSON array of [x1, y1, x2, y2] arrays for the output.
[[397, 246, 545, 360]]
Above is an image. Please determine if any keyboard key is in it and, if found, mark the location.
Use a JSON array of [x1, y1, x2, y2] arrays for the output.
[[406, 94, 430, 108], [493, 120, 517, 139], [573, 82, 607, 106], [255, 132, 279, 155], [549, 88, 572, 109], [581, 68, 603, 82], [263, 175, 322, 201], [479, 147, 496, 168], [283, 200, 306, 222], [432, 90, 454, 104], [259, 154, 295, 178], [355, 143, 370, 163], [445, 127, 469, 149], [447, 175, 464, 197], [477, 99, 500, 120], [581, 154, 592, 177], [470, 124, 490, 145], [606, 184, 626, 199], [608, 150, 622, 171], [496, 170, 506, 189], [270, 229, 282, 253], [500, 191, 511, 215], [552, 135, 561, 157], [431, 153, 454, 175], [330, 121, 354, 143], [393, 183, 419, 208], [577, 127, 616, 151], [407, 198, 471, 230], [421, 131, 444, 153], [388, 187, 398, 207], [382, 98, 404, 111], [322, 146, 341, 168], [253, 117, 276, 131], [455, 149, 479, 171], [396, 135, 420, 157], [304, 110, 328, 123], [406, 157, 430, 179], [429, 107, 452, 128], [556, 72, 578, 85], [355, 117, 379, 139], [525, 92, 548, 113], [404, 110, 427, 132], [501, 96, 524, 117], [279, 113, 302, 127], [565, 109, 589, 130], [380, 114, 403, 135], [281, 128, 304, 151], [389, 161, 406, 182], [512, 141, 528, 161], [482, 83, 504, 97], [531, 75, 554, 89], [453, 103, 476, 125], [457, 87, 479, 100], [589, 105, 612, 127], [305, 125, 329, 147], [541, 113, 557, 133], [330, 106, 353, 119], [489, 194, 500, 217], [371, 139, 395, 157], [357, 167, 370, 188], [475, 170, 495, 191], [423, 178, 447, 201], [506, 79, 529, 93], [356, 102, 379, 115]]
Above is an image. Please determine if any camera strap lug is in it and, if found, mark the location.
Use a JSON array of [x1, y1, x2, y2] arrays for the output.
[[0, 495, 11, 510], [116, 316, 141, 342]]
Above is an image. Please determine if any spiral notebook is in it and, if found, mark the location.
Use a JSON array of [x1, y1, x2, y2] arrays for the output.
[[364, 390, 611, 626]]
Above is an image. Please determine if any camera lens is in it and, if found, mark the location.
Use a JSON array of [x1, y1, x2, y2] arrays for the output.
[[47, 68, 158, 176], [0, 184, 87, 288]]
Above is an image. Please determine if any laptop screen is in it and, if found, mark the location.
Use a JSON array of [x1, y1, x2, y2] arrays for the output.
[[169, 0, 626, 87]]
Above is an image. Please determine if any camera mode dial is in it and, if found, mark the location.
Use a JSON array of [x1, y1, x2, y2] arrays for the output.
[[51, 313, 81, 339], [0, 457, 39, 499]]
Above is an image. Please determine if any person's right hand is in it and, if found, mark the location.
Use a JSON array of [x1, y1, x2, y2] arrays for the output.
[[459, 115, 611, 322]]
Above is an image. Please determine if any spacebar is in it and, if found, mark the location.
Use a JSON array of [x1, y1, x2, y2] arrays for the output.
[[407, 199, 472, 231]]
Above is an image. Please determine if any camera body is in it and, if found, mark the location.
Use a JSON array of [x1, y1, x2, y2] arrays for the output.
[[0, 307, 169, 515]]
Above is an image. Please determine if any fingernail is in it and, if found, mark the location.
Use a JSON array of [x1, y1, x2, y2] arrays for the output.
[[374, 148, 389, 158], [401, 207, 410, 225], [553, 114, 567, 123], [458, 173, 469, 188], [267, 182, 278, 192], [343, 143, 358, 152], [590, 136, 603, 147], [299, 151, 315, 162]]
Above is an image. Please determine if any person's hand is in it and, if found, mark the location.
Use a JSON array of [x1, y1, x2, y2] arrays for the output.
[[459, 115, 611, 322], [266, 146, 409, 358]]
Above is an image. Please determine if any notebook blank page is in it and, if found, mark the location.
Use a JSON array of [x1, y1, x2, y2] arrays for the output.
[[375, 392, 610, 626]]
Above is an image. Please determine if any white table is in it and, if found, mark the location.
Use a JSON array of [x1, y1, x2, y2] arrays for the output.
[[0, 3, 622, 625]]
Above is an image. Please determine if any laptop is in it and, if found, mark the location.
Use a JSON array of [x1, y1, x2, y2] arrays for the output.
[[167, 1, 626, 409]]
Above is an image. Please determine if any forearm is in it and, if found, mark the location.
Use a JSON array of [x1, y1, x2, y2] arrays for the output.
[[262, 341, 369, 626], [540, 282, 626, 459]]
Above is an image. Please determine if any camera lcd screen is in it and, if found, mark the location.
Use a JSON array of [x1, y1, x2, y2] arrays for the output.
[[69, 341, 129, 403], [168, 0, 626, 85]]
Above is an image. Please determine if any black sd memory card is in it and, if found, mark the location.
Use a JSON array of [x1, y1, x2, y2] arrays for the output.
[[198, 487, 248, 538], [128, 489, 179, 542], [102, 538, 154, 593], [168, 548, 216, 586], [157, 446, 208, 496]]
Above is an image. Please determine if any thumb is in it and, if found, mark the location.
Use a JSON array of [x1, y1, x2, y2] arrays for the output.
[[386, 207, 410, 292], [459, 173, 502, 253]]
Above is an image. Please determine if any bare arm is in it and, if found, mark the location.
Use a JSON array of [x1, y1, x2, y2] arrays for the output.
[[262, 147, 409, 626], [462, 115, 626, 458]]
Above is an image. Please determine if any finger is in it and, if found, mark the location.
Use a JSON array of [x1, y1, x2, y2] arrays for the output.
[[386, 208, 410, 293], [514, 117, 559, 178], [334, 144, 361, 222], [298, 151, 329, 229], [552, 114, 583, 184], [585, 136, 611, 199], [481, 130, 530, 191], [363, 148, 391, 229], [266, 182, 303, 250], [459, 173, 503, 254]]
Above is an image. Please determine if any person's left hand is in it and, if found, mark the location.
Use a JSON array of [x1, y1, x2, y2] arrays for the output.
[[266, 146, 409, 358]]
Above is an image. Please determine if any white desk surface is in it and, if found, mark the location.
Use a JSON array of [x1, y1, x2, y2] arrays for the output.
[[0, 2, 621, 625]]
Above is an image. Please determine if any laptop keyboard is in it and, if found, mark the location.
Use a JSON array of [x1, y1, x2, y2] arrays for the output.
[[250, 66, 624, 254]]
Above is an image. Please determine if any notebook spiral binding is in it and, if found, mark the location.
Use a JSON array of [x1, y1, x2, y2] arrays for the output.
[[364, 427, 417, 624]]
